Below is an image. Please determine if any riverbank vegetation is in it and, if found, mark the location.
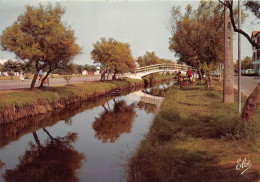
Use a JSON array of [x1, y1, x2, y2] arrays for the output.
[[128, 80, 260, 181], [0, 78, 143, 124], [0, 74, 175, 124], [142, 73, 175, 85]]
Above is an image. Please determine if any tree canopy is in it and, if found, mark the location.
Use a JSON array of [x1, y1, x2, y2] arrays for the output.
[[136, 51, 172, 67], [169, 1, 225, 80], [1, 60, 21, 72], [0, 3, 80, 88], [91, 37, 135, 80], [234, 56, 253, 73], [136, 51, 161, 67]]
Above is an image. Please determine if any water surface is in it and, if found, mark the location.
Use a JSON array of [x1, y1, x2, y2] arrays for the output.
[[0, 81, 174, 181]]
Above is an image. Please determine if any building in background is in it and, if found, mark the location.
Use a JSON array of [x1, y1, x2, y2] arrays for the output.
[[252, 30, 260, 75]]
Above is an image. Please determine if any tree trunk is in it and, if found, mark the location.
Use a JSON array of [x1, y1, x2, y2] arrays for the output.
[[39, 66, 52, 88], [106, 72, 110, 80], [112, 70, 118, 80], [30, 71, 39, 89], [241, 83, 260, 121], [197, 66, 203, 82]]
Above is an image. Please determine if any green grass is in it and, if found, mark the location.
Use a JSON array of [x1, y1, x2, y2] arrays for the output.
[[0, 78, 144, 110], [127, 80, 260, 181]]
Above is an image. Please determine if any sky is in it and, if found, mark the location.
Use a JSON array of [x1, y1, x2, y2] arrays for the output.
[[0, 0, 258, 65]]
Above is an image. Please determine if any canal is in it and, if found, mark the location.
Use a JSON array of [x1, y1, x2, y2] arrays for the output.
[[0, 80, 174, 182]]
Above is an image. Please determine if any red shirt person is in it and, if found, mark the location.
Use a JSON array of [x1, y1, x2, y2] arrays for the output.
[[186, 67, 194, 85]]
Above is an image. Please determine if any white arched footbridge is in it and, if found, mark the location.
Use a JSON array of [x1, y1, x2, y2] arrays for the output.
[[123, 63, 194, 79]]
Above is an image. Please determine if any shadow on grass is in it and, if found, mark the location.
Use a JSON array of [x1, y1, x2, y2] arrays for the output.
[[128, 145, 259, 182]]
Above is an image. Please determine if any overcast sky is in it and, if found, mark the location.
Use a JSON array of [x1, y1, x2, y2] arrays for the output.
[[0, 0, 258, 65]]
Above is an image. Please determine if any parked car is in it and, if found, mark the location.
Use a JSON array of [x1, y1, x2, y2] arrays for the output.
[[210, 71, 220, 77], [243, 69, 256, 76]]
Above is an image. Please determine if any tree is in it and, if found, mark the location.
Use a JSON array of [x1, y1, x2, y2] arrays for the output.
[[159, 58, 173, 64], [221, 0, 260, 121], [91, 38, 135, 80], [0, 63, 3, 72], [136, 51, 162, 67], [0, 4, 80, 89], [235, 56, 253, 73], [75, 64, 84, 74], [84, 64, 97, 72], [169, 1, 225, 84], [2, 60, 21, 72], [2, 60, 21, 79]]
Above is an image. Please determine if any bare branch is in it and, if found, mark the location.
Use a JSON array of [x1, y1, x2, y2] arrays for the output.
[[226, 0, 260, 49]]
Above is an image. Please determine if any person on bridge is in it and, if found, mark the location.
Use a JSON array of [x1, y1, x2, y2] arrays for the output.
[[186, 67, 194, 85]]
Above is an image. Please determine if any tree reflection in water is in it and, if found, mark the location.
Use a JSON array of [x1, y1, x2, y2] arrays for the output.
[[0, 160, 4, 170], [92, 99, 137, 143], [137, 101, 158, 114], [3, 129, 85, 182]]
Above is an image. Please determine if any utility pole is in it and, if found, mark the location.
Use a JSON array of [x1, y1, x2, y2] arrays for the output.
[[219, 63, 222, 82], [238, 0, 241, 112], [223, 0, 234, 103]]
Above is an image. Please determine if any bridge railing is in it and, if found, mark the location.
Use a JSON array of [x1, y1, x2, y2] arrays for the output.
[[134, 63, 191, 74]]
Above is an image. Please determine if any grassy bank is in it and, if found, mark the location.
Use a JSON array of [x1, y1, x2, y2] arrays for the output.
[[128, 81, 260, 181], [142, 73, 175, 85], [0, 74, 175, 124], [0, 78, 144, 124]]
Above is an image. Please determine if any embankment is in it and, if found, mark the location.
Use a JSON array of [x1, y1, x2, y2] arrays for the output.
[[127, 81, 260, 181], [0, 75, 174, 124]]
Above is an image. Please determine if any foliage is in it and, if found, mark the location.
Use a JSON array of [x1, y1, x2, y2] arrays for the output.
[[234, 56, 253, 73], [84, 64, 97, 72], [91, 37, 135, 79], [244, 0, 260, 19], [76, 64, 84, 74], [1, 60, 21, 72], [0, 3, 80, 88], [136, 52, 173, 67], [1, 60, 35, 74], [169, 1, 225, 76], [136, 51, 161, 67]]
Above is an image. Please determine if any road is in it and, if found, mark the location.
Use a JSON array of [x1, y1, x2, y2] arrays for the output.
[[1, 75, 259, 93], [233, 75, 260, 95], [0, 75, 101, 91]]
